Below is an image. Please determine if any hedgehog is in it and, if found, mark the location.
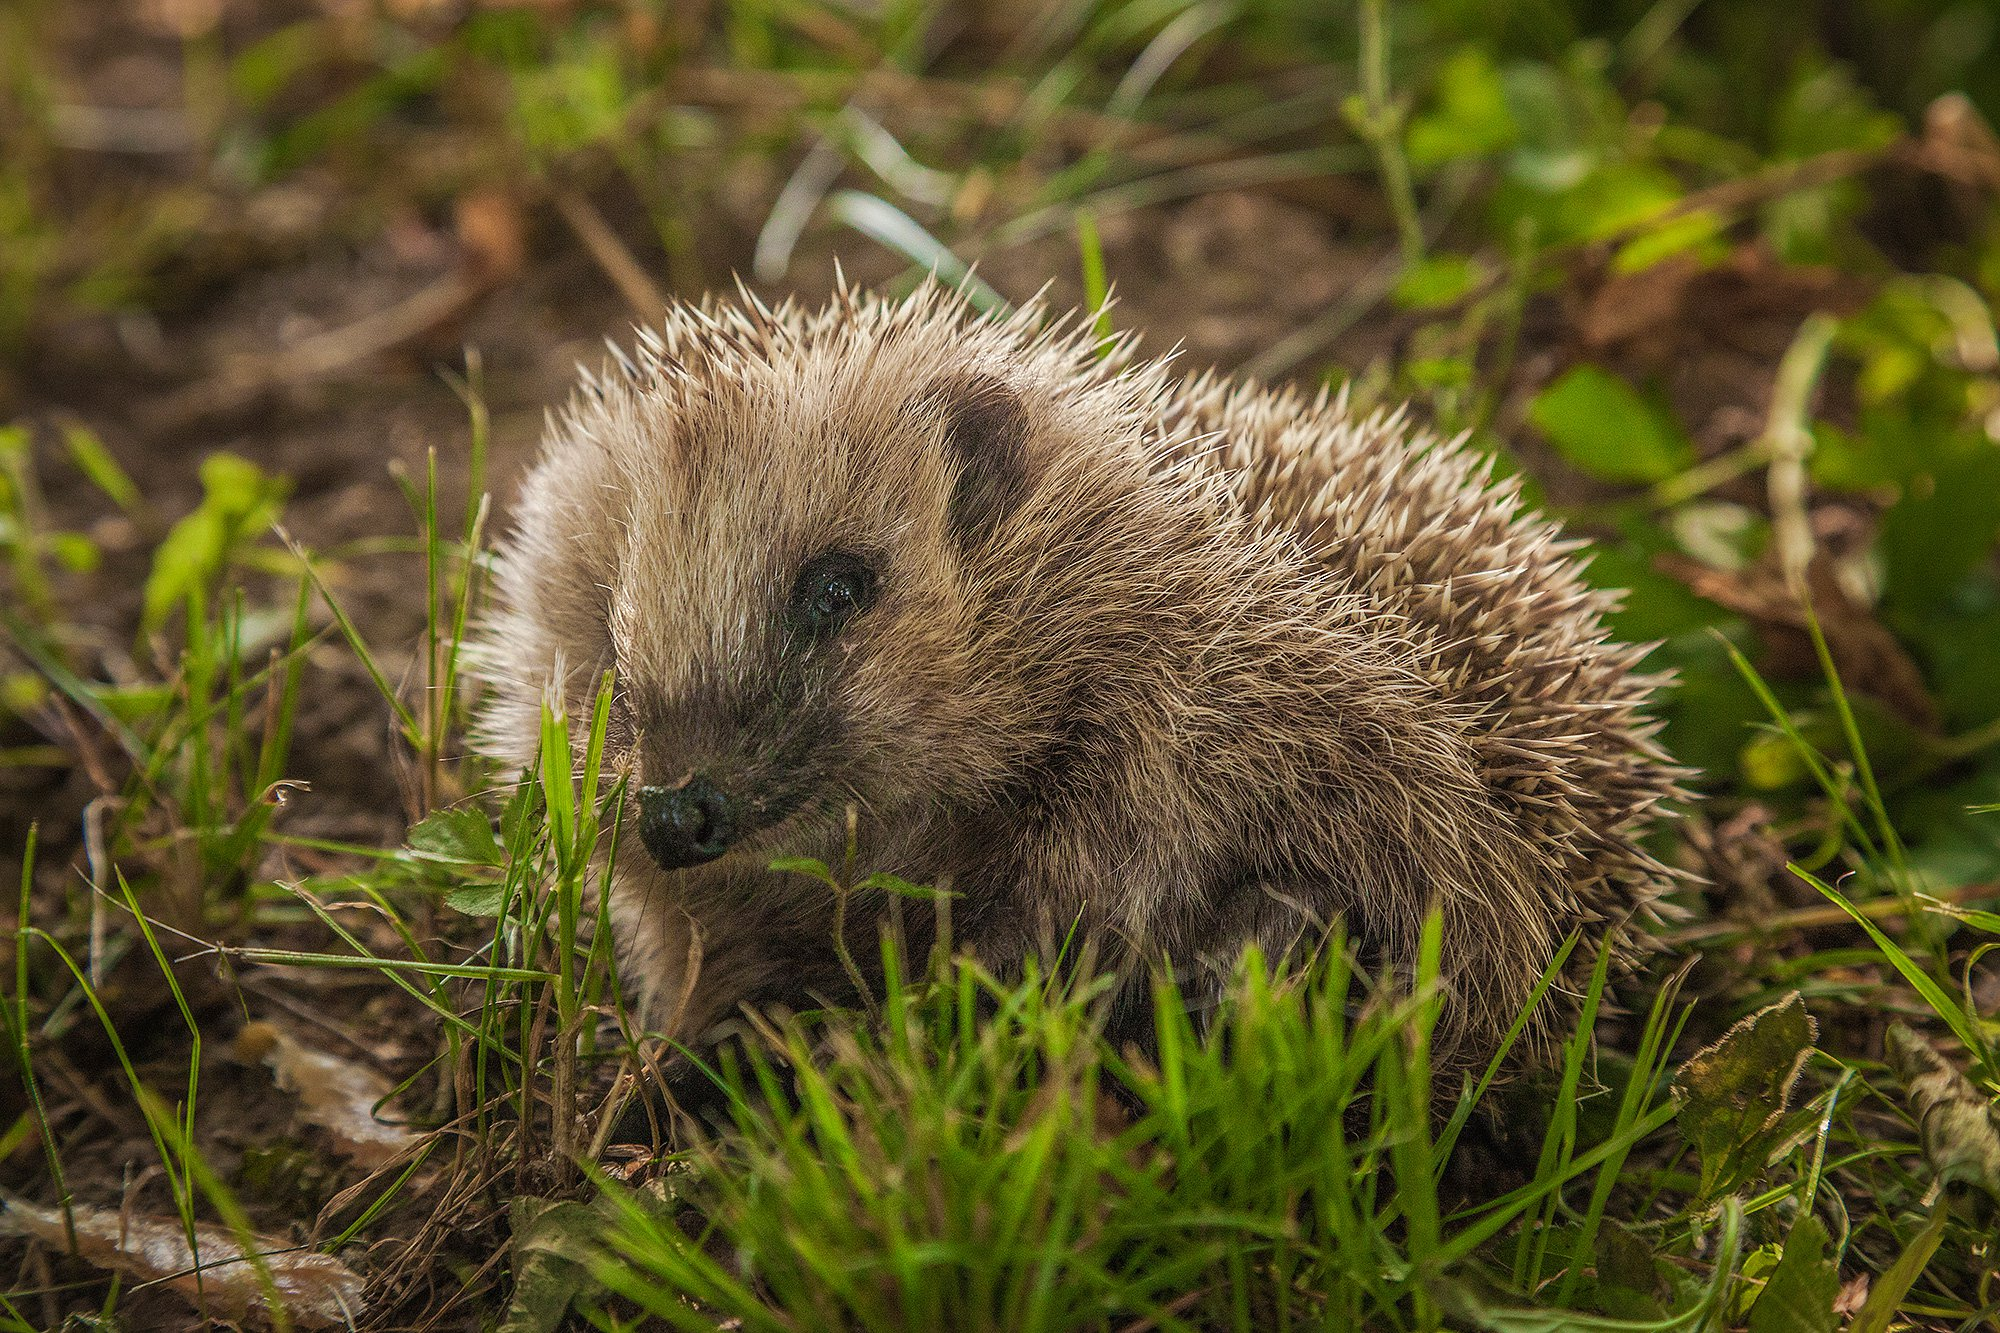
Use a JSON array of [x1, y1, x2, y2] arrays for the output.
[[471, 281, 1683, 1070]]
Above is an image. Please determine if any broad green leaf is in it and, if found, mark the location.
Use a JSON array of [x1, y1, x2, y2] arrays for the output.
[[141, 452, 288, 634], [1878, 438, 2000, 616], [1908, 577, 2000, 730], [1393, 253, 1485, 310], [444, 884, 510, 918], [1528, 366, 1696, 484], [1671, 993, 1817, 1201], [1747, 1214, 1839, 1333], [1564, 164, 1683, 244], [1406, 47, 1518, 169], [408, 806, 506, 868]]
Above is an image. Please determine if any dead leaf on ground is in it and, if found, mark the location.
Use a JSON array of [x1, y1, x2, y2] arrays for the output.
[[1684, 803, 1792, 917], [236, 1019, 420, 1170], [1570, 244, 1872, 368], [1911, 93, 2000, 193], [455, 188, 529, 288], [1886, 1024, 2000, 1203], [0, 1193, 366, 1328], [1655, 550, 1939, 731]]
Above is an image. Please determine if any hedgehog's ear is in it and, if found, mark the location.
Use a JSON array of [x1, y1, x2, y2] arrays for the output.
[[932, 372, 1033, 547]]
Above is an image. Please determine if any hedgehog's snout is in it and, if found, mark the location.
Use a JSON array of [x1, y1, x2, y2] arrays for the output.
[[637, 774, 739, 870]]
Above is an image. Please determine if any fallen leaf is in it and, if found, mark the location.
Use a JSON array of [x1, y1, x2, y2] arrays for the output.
[[1885, 1024, 2000, 1202], [502, 1196, 605, 1333], [0, 1193, 365, 1328], [1655, 551, 1939, 732], [456, 188, 528, 288], [236, 1020, 420, 1170]]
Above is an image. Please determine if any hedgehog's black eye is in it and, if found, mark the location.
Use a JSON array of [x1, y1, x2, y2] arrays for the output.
[[787, 550, 878, 637]]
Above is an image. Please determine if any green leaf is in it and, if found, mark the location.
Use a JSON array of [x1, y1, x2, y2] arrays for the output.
[[1528, 366, 1696, 484], [1878, 438, 2000, 616], [1406, 47, 1518, 169], [0, 423, 28, 467], [408, 806, 506, 868], [444, 884, 510, 918], [1740, 730, 1813, 792], [58, 420, 140, 515], [1612, 207, 1727, 275], [1592, 1222, 1667, 1320], [502, 1196, 607, 1333], [824, 191, 1007, 315], [1671, 993, 1818, 1201], [857, 871, 956, 901], [1558, 163, 1684, 245], [141, 452, 288, 634], [1747, 1214, 1839, 1333], [1392, 253, 1484, 310], [2, 672, 50, 718], [229, 21, 323, 111], [47, 531, 99, 573], [1908, 575, 2000, 730], [769, 856, 839, 889], [508, 29, 630, 159], [1808, 421, 1902, 491], [1794, 867, 1988, 1062]]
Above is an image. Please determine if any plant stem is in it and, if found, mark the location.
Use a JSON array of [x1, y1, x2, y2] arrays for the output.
[[1352, 0, 1423, 269]]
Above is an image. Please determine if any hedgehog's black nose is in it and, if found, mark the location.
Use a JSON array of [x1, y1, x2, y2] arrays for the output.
[[636, 775, 738, 870]]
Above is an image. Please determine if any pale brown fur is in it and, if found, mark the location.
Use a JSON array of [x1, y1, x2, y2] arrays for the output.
[[470, 282, 1683, 1067]]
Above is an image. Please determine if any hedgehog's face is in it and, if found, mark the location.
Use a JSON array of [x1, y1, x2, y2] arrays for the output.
[[551, 361, 1046, 879], [617, 543, 879, 869]]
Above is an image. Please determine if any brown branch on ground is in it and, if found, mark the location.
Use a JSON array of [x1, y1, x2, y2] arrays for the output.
[[552, 187, 670, 322], [1669, 879, 1997, 945], [143, 271, 488, 431]]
